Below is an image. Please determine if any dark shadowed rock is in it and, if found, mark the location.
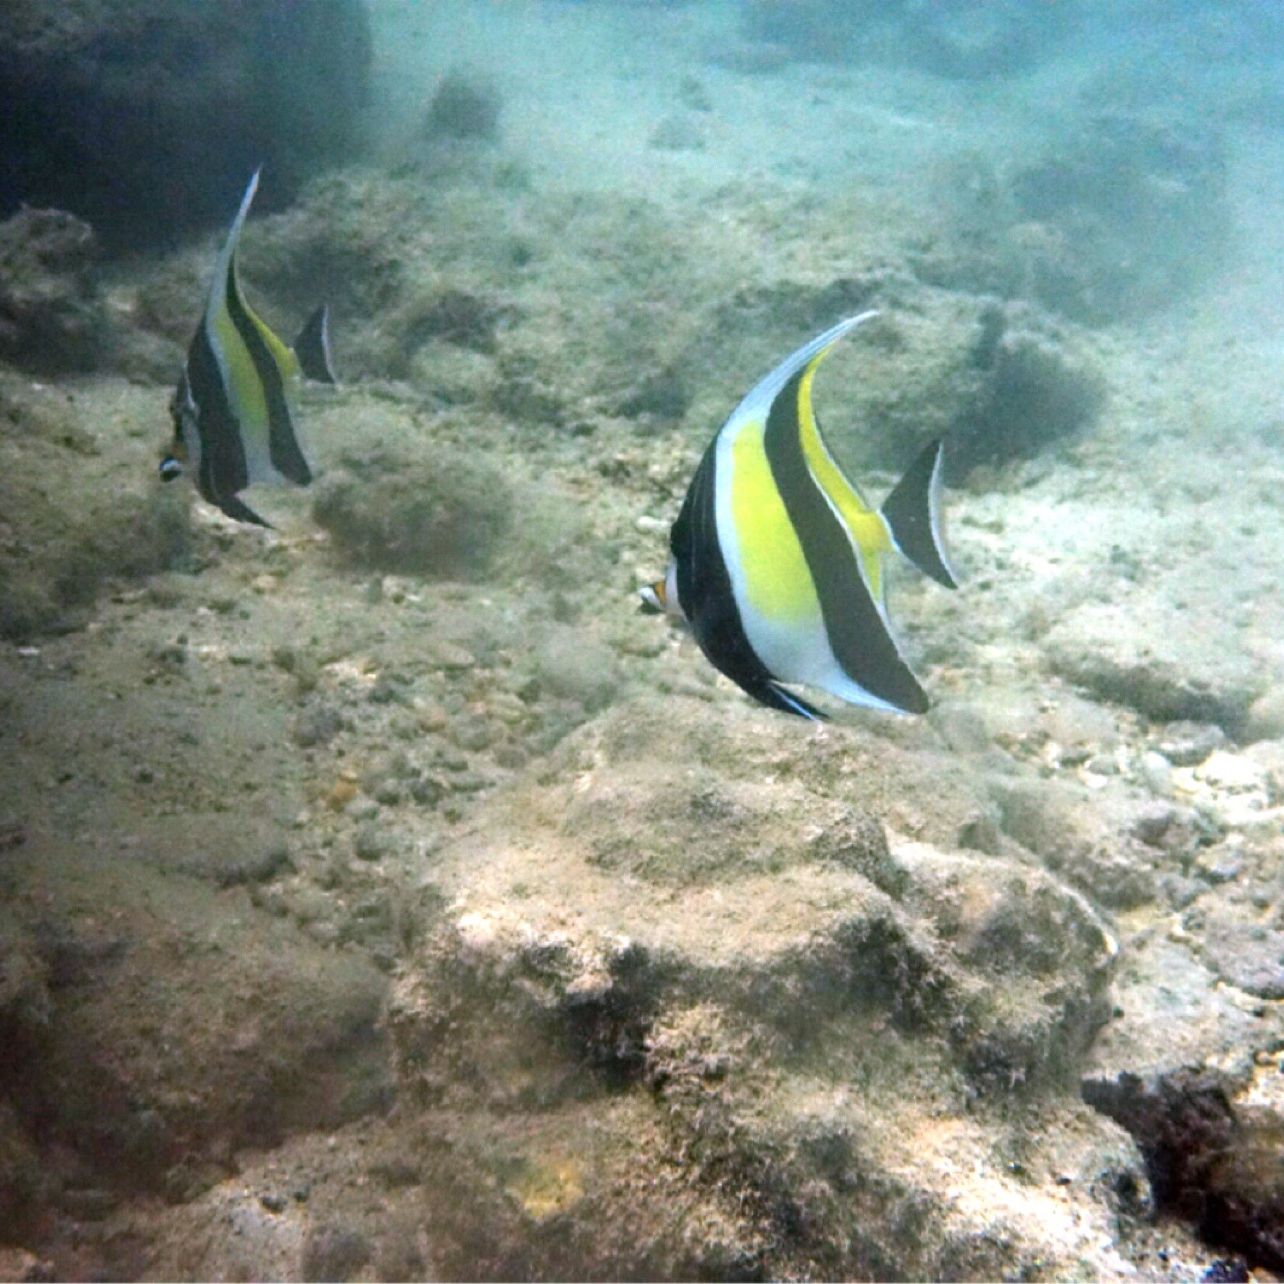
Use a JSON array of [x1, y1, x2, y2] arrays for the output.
[[0, 0, 371, 252], [424, 69, 502, 142], [0, 838, 392, 1202]]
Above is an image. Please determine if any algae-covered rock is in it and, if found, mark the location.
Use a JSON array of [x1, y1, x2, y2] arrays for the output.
[[946, 303, 1105, 472], [0, 375, 192, 640], [700, 280, 1102, 475], [0, 206, 106, 373], [1084, 1061, 1284, 1277], [314, 443, 513, 580], [424, 69, 503, 143], [309, 390, 602, 591], [991, 776, 1159, 908], [380, 697, 1144, 1279]]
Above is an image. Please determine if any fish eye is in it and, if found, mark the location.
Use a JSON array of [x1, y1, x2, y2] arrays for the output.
[[158, 456, 184, 482]]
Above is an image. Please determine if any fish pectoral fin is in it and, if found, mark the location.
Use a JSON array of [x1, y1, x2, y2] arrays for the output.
[[880, 439, 959, 589], [294, 304, 337, 385]]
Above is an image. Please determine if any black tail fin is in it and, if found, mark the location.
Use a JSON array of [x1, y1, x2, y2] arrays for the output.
[[294, 304, 337, 384], [881, 439, 958, 589]]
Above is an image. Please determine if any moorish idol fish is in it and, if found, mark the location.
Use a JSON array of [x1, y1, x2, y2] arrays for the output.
[[640, 312, 958, 720], [160, 168, 337, 527]]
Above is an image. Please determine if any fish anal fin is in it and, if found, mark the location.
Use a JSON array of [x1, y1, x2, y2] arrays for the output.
[[761, 681, 828, 721], [881, 439, 958, 589], [219, 492, 274, 528]]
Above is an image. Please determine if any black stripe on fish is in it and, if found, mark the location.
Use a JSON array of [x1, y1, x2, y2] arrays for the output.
[[221, 255, 313, 487], [763, 368, 927, 714], [673, 444, 825, 720]]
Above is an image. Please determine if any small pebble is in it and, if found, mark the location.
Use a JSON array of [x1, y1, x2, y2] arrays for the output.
[[293, 704, 343, 749], [1155, 721, 1227, 766], [431, 641, 475, 672], [326, 778, 358, 812], [410, 777, 444, 807], [354, 824, 386, 861], [1131, 801, 1177, 847], [1139, 750, 1173, 796]]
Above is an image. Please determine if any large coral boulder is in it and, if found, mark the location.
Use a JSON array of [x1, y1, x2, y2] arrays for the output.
[[379, 697, 1151, 1279]]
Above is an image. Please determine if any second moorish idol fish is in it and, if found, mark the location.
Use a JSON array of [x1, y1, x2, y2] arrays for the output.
[[640, 312, 958, 720], [159, 168, 337, 527]]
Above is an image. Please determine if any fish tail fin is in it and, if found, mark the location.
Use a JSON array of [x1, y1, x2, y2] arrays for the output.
[[880, 439, 958, 589], [294, 303, 337, 384]]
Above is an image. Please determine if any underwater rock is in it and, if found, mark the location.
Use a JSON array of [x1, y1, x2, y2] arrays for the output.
[[381, 696, 1149, 1279], [614, 364, 690, 424], [649, 114, 706, 151], [527, 624, 621, 714], [0, 375, 192, 640], [424, 69, 503, 143], [0, 1245, 51, 1284], [990, 776, 1159, 908], [946, 303, 1105, 472], [903, 1, 1043, 79], [0, 206, 106, 373], [1244, 685, 1284, 743], [302, 1223, 372, 1283], [0, 0, 371, 252], [307, 390, 601, 591], [739, 0, 1056, 78], [313, 443, 513, 580], [0, 906, 49, 1033], [921, 112, 1227, 325], [1199, 901, 1284, 1001], [705, 280, 1101, 475], [398, 288, 504, 357], [1083, 873, 1284, 1276], [1008, 113, 1228, 324], [0, 840, 392, 1203], [739, 0, 893, 66], [1044, 602, 1265, 737], [1083, 1062, 1284, 1276]]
